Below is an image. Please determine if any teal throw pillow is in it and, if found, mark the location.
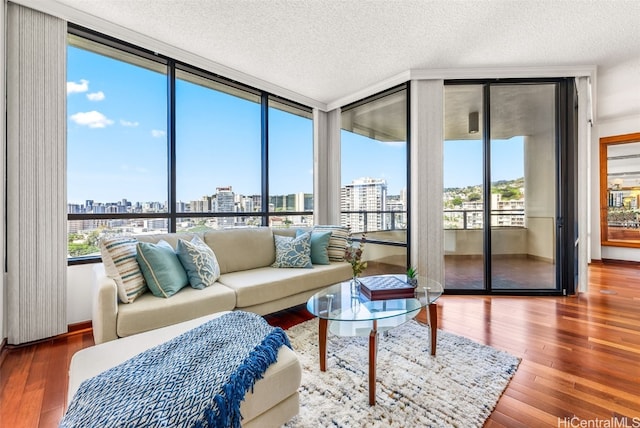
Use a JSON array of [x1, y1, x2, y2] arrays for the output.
[[312, 225, 350, 262], [136, 240, 189, 298], [296, 229, 331, 265], [272, 232, 312, 268], [176, 236, 221, 289]]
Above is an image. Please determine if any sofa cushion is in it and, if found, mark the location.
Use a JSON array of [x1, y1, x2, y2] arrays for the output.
[[177, 236, 221, 289], [312, 225, 350, 262], [116, 286, 236, 338], [203, 228, 276, 274], [272, 232, 312, 268], [136, 240, 189, 298], [297, 229, 331, 265], [219, 263, 352, 308], [99, 236, 147, 303]]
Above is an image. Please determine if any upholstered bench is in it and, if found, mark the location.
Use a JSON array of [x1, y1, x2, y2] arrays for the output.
[[66, 312, 301, 428]]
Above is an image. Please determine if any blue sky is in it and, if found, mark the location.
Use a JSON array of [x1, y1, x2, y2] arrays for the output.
[[67, 45, 524, 204]]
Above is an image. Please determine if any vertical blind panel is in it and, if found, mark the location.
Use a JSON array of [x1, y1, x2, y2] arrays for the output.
[[7, 4, 67, 345], [326, 109, 342, 226], [576, 76, 591, 293], [410, 80, 444, 285], [312, 109, 329, 225], [313, 108, 342, 226]]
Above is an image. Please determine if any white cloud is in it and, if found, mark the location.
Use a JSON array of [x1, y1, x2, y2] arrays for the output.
[[120, 119, 139, 127], [69, 111, 114, 128], [67, 79, 89, 94], [86, 91, 105, 101], [151, 129, 166, 138]]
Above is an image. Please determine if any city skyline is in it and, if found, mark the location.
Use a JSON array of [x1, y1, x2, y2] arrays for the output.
[[68, 177, 402, 212]]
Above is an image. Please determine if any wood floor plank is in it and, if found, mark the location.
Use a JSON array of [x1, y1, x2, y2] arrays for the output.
[[0, 262, 638, 427]]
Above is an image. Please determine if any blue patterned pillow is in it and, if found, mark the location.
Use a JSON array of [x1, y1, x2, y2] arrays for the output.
[[176, 236, 221, 289], [272, 232, 312, 268]]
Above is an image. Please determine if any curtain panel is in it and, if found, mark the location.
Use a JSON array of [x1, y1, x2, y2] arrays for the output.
[[313, 108, 342, 226], [410, 80, 444, 285], [576, 76, 592, 293], [6, 3, 67, 344]]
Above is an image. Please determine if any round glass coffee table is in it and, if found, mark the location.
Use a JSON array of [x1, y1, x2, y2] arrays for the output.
[[306, 274, 443, 405]]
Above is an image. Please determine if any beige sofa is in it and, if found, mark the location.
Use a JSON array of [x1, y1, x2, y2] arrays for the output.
[[92, 227, 351, 344]]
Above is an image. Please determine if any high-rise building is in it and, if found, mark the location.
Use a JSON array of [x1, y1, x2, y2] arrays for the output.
[[215, 186, 235, 227], [341, 177, 387, 233], [189, 195, 212, 213]]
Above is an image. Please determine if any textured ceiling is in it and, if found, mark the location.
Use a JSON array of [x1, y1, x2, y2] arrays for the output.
[[51, 0, 640, 108]]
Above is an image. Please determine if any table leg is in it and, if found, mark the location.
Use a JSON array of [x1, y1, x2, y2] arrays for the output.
[[428, 303, 438, 356], [369, 320, 378, 406], [319, 318, 327, 371]]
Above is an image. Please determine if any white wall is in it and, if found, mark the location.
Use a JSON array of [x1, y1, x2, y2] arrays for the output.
[[591, 56, 640, 262], [524, 132, 556, 261], [67, 264, 95, 324], [594, 113, 640, 262], [1, 1, 7, 341]]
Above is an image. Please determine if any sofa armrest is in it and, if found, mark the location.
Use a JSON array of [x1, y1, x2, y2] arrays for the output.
[[92, 264, 119, 344]]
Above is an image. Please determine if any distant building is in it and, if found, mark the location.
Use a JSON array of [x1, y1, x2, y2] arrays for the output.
[[215, 186, 235, 227], [341, 177, 387, 233]]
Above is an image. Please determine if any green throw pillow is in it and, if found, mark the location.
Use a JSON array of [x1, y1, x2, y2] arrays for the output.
[[136, 240, 189, 298], [272, 232, 312, 268], [176, 235, 221, 289], [296, 229, 331, 265]]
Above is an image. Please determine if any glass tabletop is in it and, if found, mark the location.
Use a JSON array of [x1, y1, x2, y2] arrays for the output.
[[306, 274, 443, 323]]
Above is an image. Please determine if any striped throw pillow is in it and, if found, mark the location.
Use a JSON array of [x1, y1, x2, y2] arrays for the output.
[[100, 236, 147, 303], [312, 225, 350, 262]]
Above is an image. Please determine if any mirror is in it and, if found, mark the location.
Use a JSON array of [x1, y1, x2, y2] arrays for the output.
[[600, 132, 640, 247]]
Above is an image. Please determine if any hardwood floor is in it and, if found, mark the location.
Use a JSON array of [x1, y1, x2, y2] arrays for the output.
[[1, 262, 639, 427]]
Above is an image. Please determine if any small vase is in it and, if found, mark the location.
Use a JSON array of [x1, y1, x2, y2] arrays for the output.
[[350, 276, 360, 295], [408, 277, 418, 288]]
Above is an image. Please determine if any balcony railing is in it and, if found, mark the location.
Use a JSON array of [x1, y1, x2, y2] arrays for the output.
[[444, 209, 525, 230]]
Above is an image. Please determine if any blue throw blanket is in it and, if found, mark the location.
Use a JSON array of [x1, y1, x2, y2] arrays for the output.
[[60, 311, 291, 428]]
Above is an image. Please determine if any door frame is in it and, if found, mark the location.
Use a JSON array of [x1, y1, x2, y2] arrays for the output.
[[443, 78, 577, 296]]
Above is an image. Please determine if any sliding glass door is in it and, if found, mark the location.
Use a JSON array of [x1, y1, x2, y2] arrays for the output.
[[444, 79, 575, 294], [443, 85, 485, 290], [489, 84, 557, 290]]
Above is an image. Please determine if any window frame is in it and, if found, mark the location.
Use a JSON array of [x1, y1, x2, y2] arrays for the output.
[[67, 25, 313, 265], [339, 83, 411, 252]]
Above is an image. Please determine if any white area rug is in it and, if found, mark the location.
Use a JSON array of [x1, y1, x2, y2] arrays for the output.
[[284, 318, 520, 428]]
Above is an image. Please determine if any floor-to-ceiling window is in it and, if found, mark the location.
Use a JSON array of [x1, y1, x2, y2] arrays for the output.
[[267, 97, 314, 227], [67, 32, 168, 258], [340, 84, 409, 271], [175, 68, 262, 230], [66, 26, 313, 262], [443, 79, 575, 294]]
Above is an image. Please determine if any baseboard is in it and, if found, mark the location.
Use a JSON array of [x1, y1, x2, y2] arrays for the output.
[[0, 338, 7, 368], [2, 322, 94, 350], [601, 258, 640, 266], [68, 320, 92, 333]]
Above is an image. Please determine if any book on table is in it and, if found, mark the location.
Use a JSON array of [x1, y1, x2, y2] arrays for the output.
[[359, 275, 415, 301]]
